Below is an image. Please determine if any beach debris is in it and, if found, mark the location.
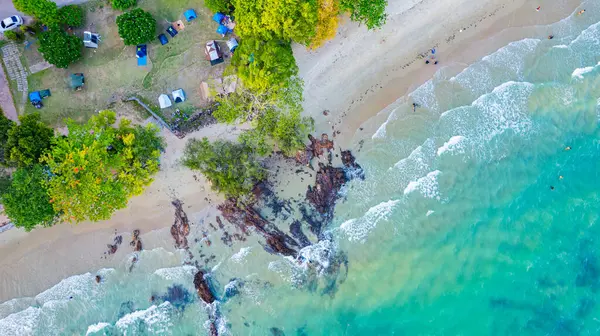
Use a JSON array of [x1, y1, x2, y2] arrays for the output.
[[171, 199, 191, 249], [193, 270, 216, 304]]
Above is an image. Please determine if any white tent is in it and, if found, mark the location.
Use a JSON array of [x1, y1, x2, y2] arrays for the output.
[[158, 94, 172, 109], [172, 89, 186, 103]]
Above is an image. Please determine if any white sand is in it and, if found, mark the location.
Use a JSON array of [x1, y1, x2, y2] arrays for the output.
[[0, 0, 585, 302]]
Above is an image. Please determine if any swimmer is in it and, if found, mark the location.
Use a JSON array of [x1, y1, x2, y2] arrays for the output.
[[565, 146, 571, 151], [95, 275, 101, 283], [550, 186, 555, 190], [548, 35, 554, 39], [578, 9, 586, 15], [559, 176, 564, 180]]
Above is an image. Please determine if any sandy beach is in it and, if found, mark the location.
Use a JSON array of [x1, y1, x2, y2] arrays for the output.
[[0, 0, 585, 303]]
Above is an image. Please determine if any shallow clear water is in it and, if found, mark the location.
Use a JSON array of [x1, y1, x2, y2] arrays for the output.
[[3, 3, 600, 336]]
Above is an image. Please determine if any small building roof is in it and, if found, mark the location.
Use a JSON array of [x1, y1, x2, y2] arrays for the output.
[[172, 89, 186, 103]]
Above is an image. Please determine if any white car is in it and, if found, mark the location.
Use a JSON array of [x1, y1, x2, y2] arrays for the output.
[[0, 16, 23, 32]]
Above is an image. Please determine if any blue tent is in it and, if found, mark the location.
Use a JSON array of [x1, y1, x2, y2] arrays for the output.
[[29, 91, 42, 102], [216, 25, 230, 35], [166, 26, 178, 37], [212, 13, 225, 24], [158, 34, 168, 45], [184, 9, 197, 22], [136, 44, 147, 58]]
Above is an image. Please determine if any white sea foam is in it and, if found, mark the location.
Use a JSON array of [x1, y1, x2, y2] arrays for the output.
[[230, 247, 252, 263], [115, 302, 173, 334], [340, 200, 400, 242], [437, 136, 466, 156], [153, 265, 196, 281], [552, 44, 568, 49], [372, 109, 397, 139], [0, 306, 41, 335], [404, 170, 442, 200], [297, 239, 337, 271], [86, 322, 111, 335], [572, 66, 595, 79], [35, 273, 95, 305], [426, 210, 435, 216], [0, 297, 36, 319]]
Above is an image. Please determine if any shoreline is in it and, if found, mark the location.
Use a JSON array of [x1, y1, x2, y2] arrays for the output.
[[0, 0, 585, 303]]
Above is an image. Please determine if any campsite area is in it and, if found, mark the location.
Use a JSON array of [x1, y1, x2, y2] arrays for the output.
[[12, 0, 229, 126]]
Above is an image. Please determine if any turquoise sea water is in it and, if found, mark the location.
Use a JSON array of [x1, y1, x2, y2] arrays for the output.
[[2, 3, 600, 335]]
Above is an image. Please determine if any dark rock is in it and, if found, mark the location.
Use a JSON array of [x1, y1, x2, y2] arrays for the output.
[[270, 327, 285, 336], [171, 200, 191, 249], [194, 270, 216, 304], [289, 221, 311, 247]]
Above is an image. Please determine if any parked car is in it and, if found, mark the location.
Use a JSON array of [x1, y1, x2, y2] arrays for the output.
[[0, 16, 23, 32]]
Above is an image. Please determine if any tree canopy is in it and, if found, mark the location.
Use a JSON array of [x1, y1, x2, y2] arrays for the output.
[[232, 0, 318, 45], [41, 111, 164, 223], [204, 0, 232, 13], [116, 9, 156, 45], [182, 138, 266, 198], [311, 0, 340, 49], [0, 112, 15, 166], [340, 0, 387, 29], [5, 113, 54, 167], [38, 30, 83, 68], [1, 165, 56, 231], [58, 5, 85, 27], [13, 0, 59, 26], [231, 38, 298, 94], [111, 0, 137, 10]]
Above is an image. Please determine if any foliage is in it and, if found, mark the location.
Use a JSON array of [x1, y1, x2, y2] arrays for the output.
[[1, 165, 56, 231], [0, 111, 15, 166], [340, 0, 387, 29], [204, 0, 232, 14], [12, 0, 59, 26], [231, 38, 298, 94], [116, 9, 156, 45], [232, 0, 318, 45], [38, 30, 83, 68], [111, 0, 137, 10], [182, 138, 265, 198], [58, 5, 85, 27], [3, 30, 24, 43], [310, 0, 339, 49], [4, 113, 53, 167], [41, 110, 164, 223]]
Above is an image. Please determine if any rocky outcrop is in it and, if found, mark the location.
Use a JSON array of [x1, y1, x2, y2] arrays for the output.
[[296, 133, 334, 165], [194, 270, 216, 304], [218, 199, 300, 257], [341, 150, 365, 179], [306, 163, 347, 217], [171, 200, 191, 249], [130, 229, 143, 252]]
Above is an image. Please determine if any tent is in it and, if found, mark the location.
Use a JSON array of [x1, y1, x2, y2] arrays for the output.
[[212, 12, 225, 24], [136, 45, 147, 66], [29, 91, 42, 103], [166, 26, 178, 37], [158, 34, 168, 45], [226, 37, 238, 53], [205, 40, 224, 66], [83, 31, 99, 48], [172, 89, 186, 103], [184, 9, 197, 22], [158, 94, 172, 109], [216, 24, 231, 36], [71, 73, 85, 90]]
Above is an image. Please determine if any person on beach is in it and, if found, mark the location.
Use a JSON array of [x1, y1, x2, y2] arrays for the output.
[[565, 146, 571, 151], [412, 102, 419, 112], [425, 60, 430, 64], [95, 275, 102, 283], [536, 6, 541, 11], [548, 35, 554, 39], [578, 9, 586, 15]]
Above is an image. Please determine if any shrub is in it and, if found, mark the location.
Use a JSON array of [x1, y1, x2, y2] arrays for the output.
[[12, 0, 59, 26], [2, 30, 24, 43], [204, 0, 232, 14], [111, 0, 137, 11], [38, 30, 83, 68], [58, 5, 85, 27], [340, 0, 387, 29], [4, 113, 54, 167], [116, 8, 156, 45]]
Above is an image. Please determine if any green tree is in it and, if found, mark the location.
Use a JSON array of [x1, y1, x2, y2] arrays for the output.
[[0, 112, 15, 166], [111, 0, 137, 10], [41, 111, 164, 223], [1, 165, 56, 231], [12, 0, 58, 26], [182, 138, 266, 198], [38, 30, 83, 68], [231, 38, 298, 94], [5, 113, 54, 167], [58, 5, 85, 27], [340, 0, 387, 29], [204, 0, 232, 13], [232, 0, 318, 45], [116, 9, 156, 45], [3, 30, 24, 43]]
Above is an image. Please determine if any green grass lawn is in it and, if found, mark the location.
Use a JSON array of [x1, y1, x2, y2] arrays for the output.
[[23, 0, 226, 126]]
